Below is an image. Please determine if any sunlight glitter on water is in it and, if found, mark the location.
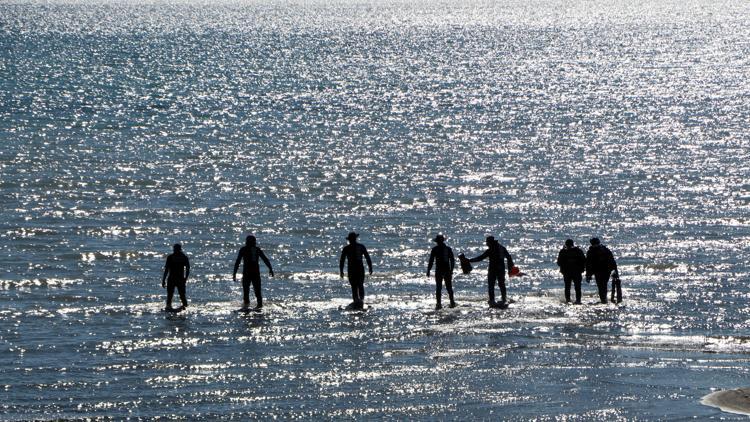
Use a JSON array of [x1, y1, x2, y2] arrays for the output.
[[2, 0, 750, 418]]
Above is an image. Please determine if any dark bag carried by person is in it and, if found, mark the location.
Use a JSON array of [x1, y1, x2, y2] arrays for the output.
[[458, 253, 473, 274]]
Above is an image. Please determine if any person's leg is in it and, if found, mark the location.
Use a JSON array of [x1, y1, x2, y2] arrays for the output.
[[563, 274, 572, 303], [434, 273, 442, 308], [166, 280, 175, 309], [445, 273, 456, 307], [573, 274, 582, 304], [348, 280, 358, 302], [498, 275, 507, 303], [252, 277, 262, 308], [595, 273, 608, 304], [348, 272, 364, 304], [487, 272, 496, 305], [357, 277, 365, 303], [614, 277, 622, 303], [177, 280, 188, 308], [242, 278, 251, 307]]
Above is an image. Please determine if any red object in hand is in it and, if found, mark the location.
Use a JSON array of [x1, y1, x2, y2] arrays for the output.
[[509, 266, 523, 277]]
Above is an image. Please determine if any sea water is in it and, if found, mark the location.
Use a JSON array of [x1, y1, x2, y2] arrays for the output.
[[1, 0, 750, 419]]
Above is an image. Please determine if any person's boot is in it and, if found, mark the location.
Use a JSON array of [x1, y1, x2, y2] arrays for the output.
[[449, 300, 456, 308], [435, 302, 442, 310]]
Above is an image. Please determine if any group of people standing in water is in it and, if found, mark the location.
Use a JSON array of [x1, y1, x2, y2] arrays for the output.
[[161, 232, 620, 312]]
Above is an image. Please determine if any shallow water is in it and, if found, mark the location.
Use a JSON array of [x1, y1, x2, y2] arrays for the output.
[[2, 0, 750, 419]]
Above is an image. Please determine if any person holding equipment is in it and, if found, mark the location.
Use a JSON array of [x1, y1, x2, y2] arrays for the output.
[[585, 237, 620, 304], [467, 236, 515, 308]]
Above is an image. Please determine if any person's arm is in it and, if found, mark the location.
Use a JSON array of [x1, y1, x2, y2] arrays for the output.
[[339, 248, 346, 278], [363, 246, 373, 275], [184, 256, 190, 281], [608, 248, 619, 279], [259, 249, 274, 277], [233, 248, 243, 282], [577, 249, 586, 274], [468, 250, 489, 263], [556, 250, 563, 268], [448, 248, 455, 273], [162, 256, 170, 288], [504, 247, 514, 275], [427, 248, 435, 277], [585, 250, 593, 280]]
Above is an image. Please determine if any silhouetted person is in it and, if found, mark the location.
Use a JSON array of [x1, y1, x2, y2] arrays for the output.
[[585, 237, 620, 304], [426, 234, 456, 309], [339, 232, 372, 309], [233, 235, 274, 309], [557, 239, 586, 304], [162, 243, 190, 311], [468, 236, 514, 307]]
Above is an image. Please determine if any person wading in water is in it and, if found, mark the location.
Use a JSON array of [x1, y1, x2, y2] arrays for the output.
[[585, 237, 620, 304], [233, 235, 274, 310], [556, 239, 586, 304], [339, 232, 372, 309], [426, 234, 456, 310], [162, 243, 190, 311], [468, 236, 515, 308]]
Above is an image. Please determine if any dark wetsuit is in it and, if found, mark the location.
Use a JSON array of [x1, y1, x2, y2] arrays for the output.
[[163, 252, 190, 308], [339, 243, 372, 303], [586, 244, 618, 303], [469, 242, 514, 304], [234, 246, 272, 307], [427, 243, 456, 306], [557, 246, 586, 303]]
